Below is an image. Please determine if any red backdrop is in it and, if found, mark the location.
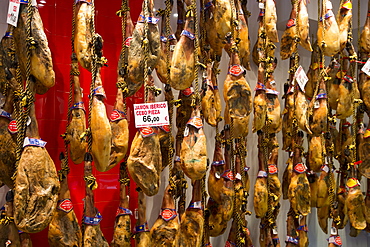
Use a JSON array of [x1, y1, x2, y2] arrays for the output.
[[32, 0, 143, 245]]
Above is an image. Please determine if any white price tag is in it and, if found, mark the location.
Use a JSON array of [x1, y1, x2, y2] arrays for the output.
[[361, 58, 370, 76], [294, 65, 308, 92], [314, 100, 320, 108], [331, 226, 337, 235], [326, 1, 333, 10], [7, 0, 20, 27], [259, 2, 264, 9], [134, 102, 169, 128]]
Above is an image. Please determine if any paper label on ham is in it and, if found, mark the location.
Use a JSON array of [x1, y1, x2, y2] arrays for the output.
[[139, 127, 156, 137], [8, 119, 18, 133], [134, 102, 169, 128], [159, 125, 171, 132], [125, 37, 132, 47], [361, 58, 370, 76], [57, 199, 73, 213], [331, 227, 338, 235], [294, 65, 308, 92], [23, 137, 47, 147], [346, 178, 360, 188], [7, 0, 20, 27], [268, 164, 278, 174], [181, 87, 194, 97], [328, 236, 342, 246], [294, 163, 307, 173], [228, 65, 244, 77], [110, 110, 126, 122], [186, 116, 203, 129], [160, 208, 177, 221], [259, 2, 265, 9]]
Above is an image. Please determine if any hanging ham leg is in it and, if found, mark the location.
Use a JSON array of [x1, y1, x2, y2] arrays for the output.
[[252, 56, 267, 133], [224, 35, 252, 138], [298, 216, 308, 247], [0, 69, 17, 189], [108, 87, 129, 171], [74, 0, 94, 71], [310, 78, 328, 136], [13, 2, 55, 94], [207, 126, 234, 237], [298, 0, 312, 52], [174, 180, 204, 247], [65, 56, 87, 165], [202, 60, 222, 127], [317, 165, 334, 234], [280, 1, 298, 60], [282, 157, 293, 200], [204, 0, 232, 65], [359, 128, 370, 179], [127, 78, 161, 196], [134, 190, 151, 247], [304, 42, 320, 99], [266, 63, 282, 133], [359, 0, 370, 53], [286, 209, 299, 247], [155, 2, 177, 84], [308, 136, 323, 172], [180, 107, 207, 180], [91, 66, 112, 172], [111, 163, 131, 247], [338, 0, 352, 52], [48, 160, 82, 246], [14, 91, 60, 233], [125, 0, 160, 96], [170, 5, 195, 90], [346, 178, 367, 230], [236, 0, 251, 70], [265, 0, 279, 43], [82, 154, 109, 247], [254, 131, 268, 218], [288, 131, 311, 216], [175, 0, 186, 40], [150, 182, 180, 246], [295, 84, 312, 134], [317, 0, 340, 56]]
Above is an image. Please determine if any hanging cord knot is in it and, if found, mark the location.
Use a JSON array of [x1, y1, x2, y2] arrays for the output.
[[116, 6, 130, 17], [116, 78, 129, 96], [26, 36, 38, 50], [156, 8, 166, 17], [84, 175, 98, 190], [171, 99, 182, 107], [145, 85, 162, 96]]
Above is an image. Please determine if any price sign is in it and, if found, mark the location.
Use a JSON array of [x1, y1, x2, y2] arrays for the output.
[[7, 0, 20, 27], [294, 65, 308, 92], [134, 102, 169, 128], [361, 58, 370, 76]]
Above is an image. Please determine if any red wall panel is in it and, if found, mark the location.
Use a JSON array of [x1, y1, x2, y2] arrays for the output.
[[31, 0, 143, 245]]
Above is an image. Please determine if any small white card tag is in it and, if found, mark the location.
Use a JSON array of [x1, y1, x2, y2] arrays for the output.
[[7, 0, 20, 27], [361, 58, 370, 76], [134, 102, 169, 128], [294, 65, 309, 92]]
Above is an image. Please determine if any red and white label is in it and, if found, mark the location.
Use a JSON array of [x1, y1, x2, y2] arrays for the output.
[[268, 164, 278, 174], [139, 127, 155, 137], [160, 125, 171, 132], [134, 102, 169, 128], [125, 37, 132, 47], [58, 199, 73, 213], [229, 65, 244, 77], [294, 163, 307, 173], [7, 0, 20, 27], [8, 120, 17, 134], [110, 110, 125, 122], [181, 87, 194, 97], [160, 209, 176, 221], [187, 116, 203, 129]]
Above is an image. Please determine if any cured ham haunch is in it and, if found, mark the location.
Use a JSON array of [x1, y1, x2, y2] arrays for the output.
[[14, 97, 60, 233], [254, 131, 268, 218], [134, 190, 152, 247], [125, 0, 160, 96], [359, 0, 370, 53], [338, 0, 352, 52], [48, 163, 82, 247], [82, 154, 109, 247], [170, 4, 195, 90], [174, 180, 204, 247], [201, 60, 222, 127], [150, 182, 180, 246], [0, 69, 17, 189], [317, 0, 340, 56], [65, 56, 87, 165], [223, 36, 252, 138], [180, 107, 207, 180], [91, 66, 112, 172], [108, 88, 129, 171], [111, 163, 131, 247], [280, 1, 298, 60], [13, 2, 55, 94], [265, 0, 279, 43], [298, 0, 312, 51], [252, 59, 267, 133]]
